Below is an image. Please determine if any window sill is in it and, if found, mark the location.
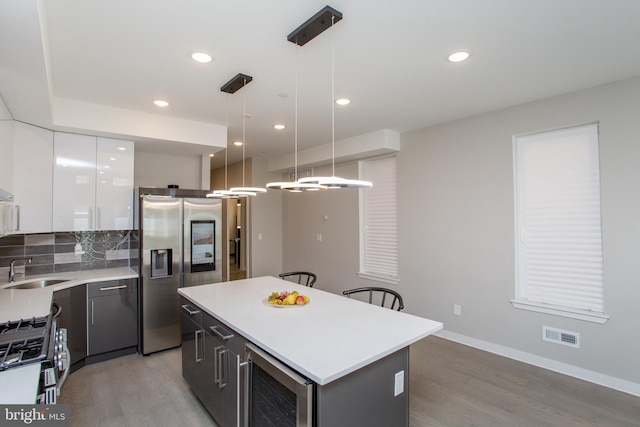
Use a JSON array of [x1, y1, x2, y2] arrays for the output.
[[510, 299, 609, 324], [357, 272, 399, 286]]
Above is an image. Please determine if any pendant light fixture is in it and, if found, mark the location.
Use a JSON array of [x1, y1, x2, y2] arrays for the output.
[[208, 73, 265, 198], [267, 31, 327, 192], [230, 83, 267, 195], [207, 93, 233, 198], [270, 6, 371, 191], [297, 10, 372, 189]]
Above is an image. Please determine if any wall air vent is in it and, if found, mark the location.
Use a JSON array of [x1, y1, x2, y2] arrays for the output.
[[542, 326, 580, 348]]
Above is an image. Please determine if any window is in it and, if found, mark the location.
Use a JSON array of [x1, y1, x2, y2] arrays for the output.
[[512, 124, 608, 323], [359, 156, 398, 284]]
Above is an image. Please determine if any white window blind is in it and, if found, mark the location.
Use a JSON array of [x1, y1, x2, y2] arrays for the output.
[[514, 124, 604, 313], [360, 156, 398, 282]]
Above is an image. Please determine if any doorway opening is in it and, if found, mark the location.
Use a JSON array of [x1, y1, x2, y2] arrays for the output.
[[225, 197, 247, 281]]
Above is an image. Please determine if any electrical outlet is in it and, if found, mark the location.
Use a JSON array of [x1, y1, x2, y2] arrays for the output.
[[394, 371, 404, 396], [316, 233, 322, 242], [454, 304, 461, 316], [74, 243, 85, 256]]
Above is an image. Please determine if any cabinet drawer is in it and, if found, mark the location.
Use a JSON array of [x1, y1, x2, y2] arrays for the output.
[[180, 296, 202, 326], [88, 279, 135, 297], [202, 312, 245, 356]]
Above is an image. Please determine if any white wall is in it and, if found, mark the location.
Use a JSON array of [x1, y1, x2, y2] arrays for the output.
[[400, 76, 640, 392]]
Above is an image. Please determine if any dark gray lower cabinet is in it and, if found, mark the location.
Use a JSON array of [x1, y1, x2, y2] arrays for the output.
[[53, 285, 87, 368], [180, 297, 242, 427], [87, 279, 137, 356], [180, 295, 412, 427]]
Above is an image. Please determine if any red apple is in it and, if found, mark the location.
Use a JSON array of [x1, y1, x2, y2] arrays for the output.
[[296, 295, 306, 305]]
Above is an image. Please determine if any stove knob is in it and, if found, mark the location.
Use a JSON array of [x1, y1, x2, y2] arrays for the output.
[[58, 351, 69, 371]]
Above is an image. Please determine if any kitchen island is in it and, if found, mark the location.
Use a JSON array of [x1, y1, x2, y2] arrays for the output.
[[178, 276, 443, 427]]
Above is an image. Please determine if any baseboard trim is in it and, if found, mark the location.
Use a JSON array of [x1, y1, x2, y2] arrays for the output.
[[435, 330, 640, 397]]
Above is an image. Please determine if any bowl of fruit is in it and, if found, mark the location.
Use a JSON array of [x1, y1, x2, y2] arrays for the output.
[[265, 291, 310, 308]]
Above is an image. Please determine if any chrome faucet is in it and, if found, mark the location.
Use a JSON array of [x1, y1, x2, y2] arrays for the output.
[[9, 257, 32, 282]]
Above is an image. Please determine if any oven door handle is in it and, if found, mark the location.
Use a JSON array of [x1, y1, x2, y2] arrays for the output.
[[52, 302, 62, 318], [56, 340, 71, 395]]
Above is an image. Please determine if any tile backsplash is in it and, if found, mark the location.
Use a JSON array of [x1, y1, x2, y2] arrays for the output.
[[0, 230, 139, 279]]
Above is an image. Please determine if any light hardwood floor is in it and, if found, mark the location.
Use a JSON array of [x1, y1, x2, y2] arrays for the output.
[[59, 336, 640, 427], [58, 348, 218, 427]]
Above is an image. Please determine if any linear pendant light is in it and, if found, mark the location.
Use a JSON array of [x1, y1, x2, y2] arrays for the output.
[[209, 73, 265, 198], [298, 11, 372, 190], [207, 93, 232, 198], [267, 33, 327, 192], [230, 85, 267, 195]]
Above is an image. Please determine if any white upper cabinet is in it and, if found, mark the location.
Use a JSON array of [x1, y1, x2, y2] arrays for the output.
[[0, 121, 53, 234], [0, 120, 14, 193], [53, 132, 134, 231], [95, 137, 134, 230], [13, 122, 53, 233], [53, 132, 97, 231]]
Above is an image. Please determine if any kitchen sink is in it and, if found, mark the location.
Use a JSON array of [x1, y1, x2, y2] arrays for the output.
[[8, 279, 71, 289]]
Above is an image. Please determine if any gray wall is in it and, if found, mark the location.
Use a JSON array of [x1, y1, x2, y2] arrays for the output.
[[281, 76, 640, 391], [248, 156, 283, 278], [400, 77, 640, 386], [135, 150, 203, 189], [282, 162, 381, 295]]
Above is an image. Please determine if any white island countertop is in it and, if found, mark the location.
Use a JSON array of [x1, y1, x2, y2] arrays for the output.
[[178, 276, 443, 386]]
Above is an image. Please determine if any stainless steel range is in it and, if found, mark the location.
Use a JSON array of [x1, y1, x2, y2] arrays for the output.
[[0, 304, 70, 404]]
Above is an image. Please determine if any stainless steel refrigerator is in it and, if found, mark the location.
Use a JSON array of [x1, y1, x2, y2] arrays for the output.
[[139, 188, 222, 355]]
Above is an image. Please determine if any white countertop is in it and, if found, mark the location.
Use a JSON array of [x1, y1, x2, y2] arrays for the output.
[[0, 363, 41, 404], [178, 276, 443, 385], [0, 267, 138, 320]]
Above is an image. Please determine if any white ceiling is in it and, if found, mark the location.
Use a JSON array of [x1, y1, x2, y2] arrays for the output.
[[2, 0, 640, 170]]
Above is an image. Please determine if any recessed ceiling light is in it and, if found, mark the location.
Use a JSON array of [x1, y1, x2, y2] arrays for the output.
[[209, 153, 215, 158], [117, 146, 126, 151], [154, 100, 169, 107], [448, 50, 470, 63], [233, 141, 243, 146], [191, 52, 212, 63], [273, 124, 285, 130], [336, 98, 350, 106], [109, 157, 116, 161]]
